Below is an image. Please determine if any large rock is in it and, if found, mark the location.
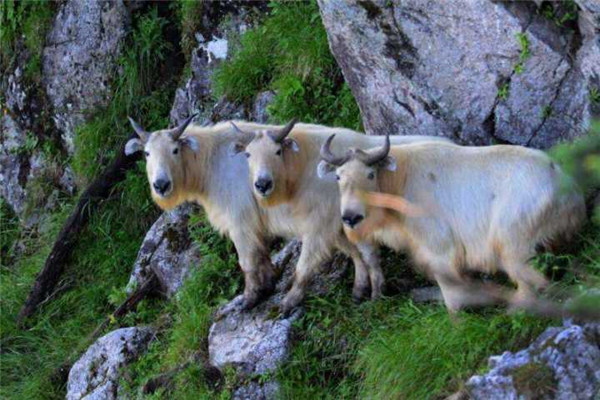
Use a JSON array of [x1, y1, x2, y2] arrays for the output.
[[208, 240, 349, 398], [66, 327, 155, 400], [127, 203, 202, 297], [466, 322, 600, 399], [318, 0, 600, 148], [0, 114, 75, 227], [43, 0, 131, 153]]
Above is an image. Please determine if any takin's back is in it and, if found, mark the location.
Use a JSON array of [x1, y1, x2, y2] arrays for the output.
[[381, 142, 585, 266]]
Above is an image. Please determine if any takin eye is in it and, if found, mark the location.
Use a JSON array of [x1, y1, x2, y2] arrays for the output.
[[335, 175, 340, 181], [244, 152, 250, 158], [173, 148, 179, 155], [367, 172, 375, 180], [276, 149, 282, 156], [144, 151, 150, 157]]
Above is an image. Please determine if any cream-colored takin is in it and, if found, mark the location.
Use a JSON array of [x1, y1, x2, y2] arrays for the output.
[[318, 134, 586, 312], [230, 121, 451, 312], [124, 117, 438, 312]]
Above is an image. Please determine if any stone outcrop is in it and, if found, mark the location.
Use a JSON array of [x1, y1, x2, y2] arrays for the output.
[[126, 203, 202, 297], [43, 0, 131, 153], [0, 114, 75, 227], [466, 321, 600, 400], [208, 240, 350, 399], [66, 327, 155, 400], [318, 0, 600, 148]]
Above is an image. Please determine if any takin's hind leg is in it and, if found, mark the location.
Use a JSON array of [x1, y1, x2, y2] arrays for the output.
[[503, 258, 549, 307]]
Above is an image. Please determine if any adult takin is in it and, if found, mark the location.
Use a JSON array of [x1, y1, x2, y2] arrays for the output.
[[231, 121, 451, 312], [318, 133, 586, 312], [125, 117, 440, 312]]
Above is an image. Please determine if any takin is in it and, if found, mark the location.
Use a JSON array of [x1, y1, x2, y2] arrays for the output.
[[230, 121, 451, 312], [318, 133, 586, 312], [125, 117, 444, 312]]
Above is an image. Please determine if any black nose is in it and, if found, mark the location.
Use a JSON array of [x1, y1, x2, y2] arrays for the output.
[[342, 212, 364, 228], [153, 179, 171, 195], [254, 178, 273, 195]]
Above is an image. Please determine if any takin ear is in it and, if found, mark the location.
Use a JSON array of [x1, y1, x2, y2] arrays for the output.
[[379, 156, 397, 172], [228, 141, 246, 156], [282, 137, 299, 153], [317, 160, 337, 179], [125, 138, 144, 156], [180, 136, 200, 153]]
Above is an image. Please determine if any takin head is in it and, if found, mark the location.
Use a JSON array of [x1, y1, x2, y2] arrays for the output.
[[125, 114, 198, 206], [317, 132, 396, 229], [230, 119, 298, 201]]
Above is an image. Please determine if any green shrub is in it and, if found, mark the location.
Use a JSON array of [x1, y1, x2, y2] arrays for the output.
[[213, 1, 362, 130], [0, 1, 55, 80]]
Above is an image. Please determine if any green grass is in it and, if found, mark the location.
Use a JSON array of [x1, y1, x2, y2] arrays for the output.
[[213, 1, 362, 130], [0, 1, 56, 81]]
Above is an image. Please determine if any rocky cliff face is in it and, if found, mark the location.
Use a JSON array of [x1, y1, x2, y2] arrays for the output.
[[318, 0, 600, 148]]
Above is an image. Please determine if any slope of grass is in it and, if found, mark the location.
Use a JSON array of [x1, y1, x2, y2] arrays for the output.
[[213, 1, 362, 130]]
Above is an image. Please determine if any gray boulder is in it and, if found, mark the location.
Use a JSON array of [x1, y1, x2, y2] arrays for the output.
[[43, 0, 131, 153], [0, 114, 74, 227], [66, 327, 155, 400], [127, 203, 202, 297], [208, 240, 349, 398], [466, 322, 600, 399], [318, 0, 600, 148]]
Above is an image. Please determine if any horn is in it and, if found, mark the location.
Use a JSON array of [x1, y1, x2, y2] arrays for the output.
[[271, 118, 297, 143], [230, 121, 246, 135], [128, 116, 149, 142], [320, 134, 349, 166], [168, 113, 197, 140], [362, 132, 391, 165]]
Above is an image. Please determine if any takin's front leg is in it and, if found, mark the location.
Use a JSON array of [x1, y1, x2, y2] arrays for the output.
[[280, 236, 333, 315], [336, 239, 372, 302], [356, 241, 384, 300], [231, 233, 277, 310]]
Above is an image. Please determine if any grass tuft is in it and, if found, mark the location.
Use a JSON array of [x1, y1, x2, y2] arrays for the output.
[[213, 1, 362, 130]]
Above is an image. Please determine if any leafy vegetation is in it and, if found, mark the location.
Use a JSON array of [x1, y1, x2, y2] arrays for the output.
[[514, 32, 531, 75], [214, 1, 362, 130], [0, 0, 56, 81]]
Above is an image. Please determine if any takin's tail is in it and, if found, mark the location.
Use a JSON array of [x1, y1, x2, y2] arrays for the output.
[[536, 171, 587, 253]]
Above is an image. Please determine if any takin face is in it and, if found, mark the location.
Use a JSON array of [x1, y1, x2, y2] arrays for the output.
[[317, 133, 396, 230], [230, 119, 298, 202], [124, 115, 199, 208]]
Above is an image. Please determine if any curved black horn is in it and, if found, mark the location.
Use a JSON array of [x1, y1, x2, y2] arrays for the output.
[[362, 132, 391, 165], [169, 113, 197, 140], [230, 121, 246, 135], [271, 118, 297, 143], [320, 134, 349, 166], [128, 116, 149, 142]]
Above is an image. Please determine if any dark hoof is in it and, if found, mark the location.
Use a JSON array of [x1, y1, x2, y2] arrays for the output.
[[352, 285, 371, 304], [241, 295, 260, 311], [279, 304, 297, 318]]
